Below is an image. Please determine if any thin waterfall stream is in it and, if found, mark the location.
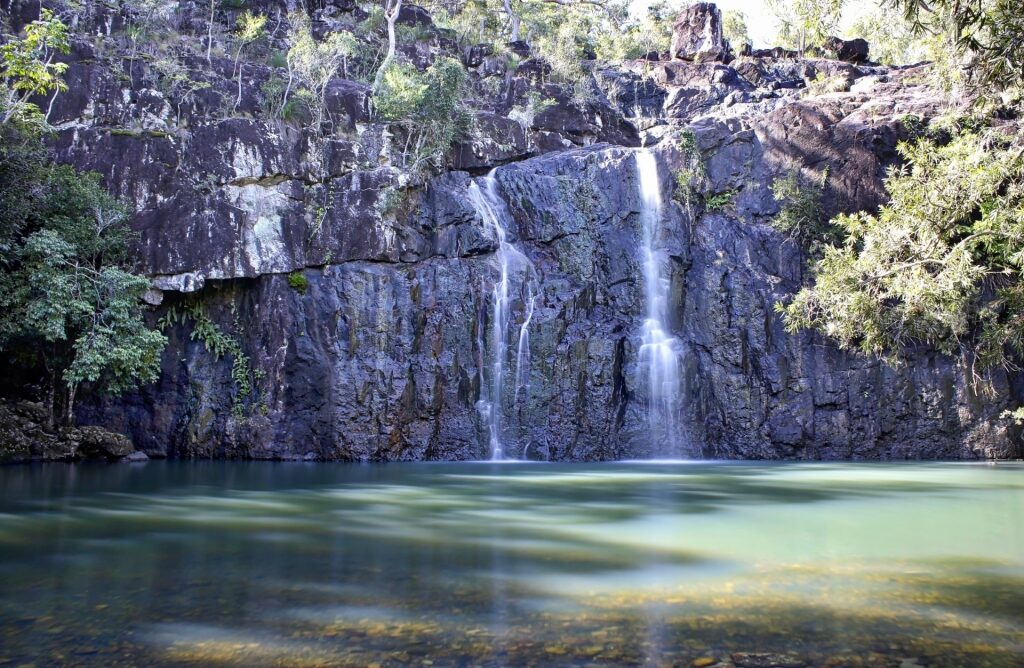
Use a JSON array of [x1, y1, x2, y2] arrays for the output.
[[468, 172, 537, 460], [636, 149, 684, 453]]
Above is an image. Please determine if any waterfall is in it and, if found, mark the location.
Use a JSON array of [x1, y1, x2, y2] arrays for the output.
[[636, 149, 683, 453], [468, 172, 537, 461]]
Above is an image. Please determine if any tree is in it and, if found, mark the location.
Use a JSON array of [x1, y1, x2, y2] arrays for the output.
[[722, 9, 750, 53], [888, 0, 1024, 94], [769, 167, 838, 260], [374, 56, 471, 171], [206, 0, 217, 63], [285, 14, 357, 130], [0, 163, 167, 428], [594, 0, 673, 61], [373, 0, 403, 92], [0, 9, 70, 128], [847, 6, 929, 65], [767, 0, 844, 53], [778, 125, 1024, 374], [233, 10, 268, 110], [499, 0, 607, 43]]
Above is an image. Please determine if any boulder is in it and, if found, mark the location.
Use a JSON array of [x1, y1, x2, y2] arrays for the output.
[[824, 36, 870, 63], [323, 79, 371, 130], [505, 40, 531, 58], [671, 2, 727, 63], [463, 43, 493, 68], [452, 112, 531, 171], [396, 4, 432, 26], [77, 426, 135, 460]]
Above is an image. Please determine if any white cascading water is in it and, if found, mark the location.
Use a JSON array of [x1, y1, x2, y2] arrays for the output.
[[468, 172, 537, 460], [636, 149, 683, 452]]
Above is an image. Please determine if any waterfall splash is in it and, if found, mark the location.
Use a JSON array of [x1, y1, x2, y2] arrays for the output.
[[636, 149, 683, 453], [468, 172, 537, 461]]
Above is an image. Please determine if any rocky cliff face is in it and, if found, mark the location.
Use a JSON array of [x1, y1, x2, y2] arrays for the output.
[[6, 0, 1021, 459]]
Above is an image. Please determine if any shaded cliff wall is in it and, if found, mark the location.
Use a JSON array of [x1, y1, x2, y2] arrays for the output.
[[5, 0, 1019, 458]]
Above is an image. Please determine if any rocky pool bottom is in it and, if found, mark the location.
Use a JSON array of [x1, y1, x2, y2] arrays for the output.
[[0, 462, 1021, 667]]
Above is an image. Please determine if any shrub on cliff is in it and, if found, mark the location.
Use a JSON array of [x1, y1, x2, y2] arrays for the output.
[[373, 57, 471, 172], [0, 141, 166, 429], [767, 0, 843, 54], [778, 127, 1024, 375], [282, 12, 357, 131], [770, 168, 839, 261], [891, 0, 1023, 96], [0, 9, 69, 129]]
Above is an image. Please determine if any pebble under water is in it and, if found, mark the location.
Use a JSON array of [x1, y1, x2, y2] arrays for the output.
[[0, 461, 1022, 667]]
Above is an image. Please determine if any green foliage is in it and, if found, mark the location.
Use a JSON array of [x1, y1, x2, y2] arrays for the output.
[[235, 10, 267, 45], [373, 62, 429, 121], [534, 14, 596, 105], [0, 144, 167, 426], [890, 0, 1024, 97], [0, 9, 70, 129], [374, 186, 398, 217], [160, 301, 262, 418], [804, 72, 850, 96], [287, 270, 309, 293], [232, 10, 267, 110], [770, 168, 836, 257], [594, 0, 676, 61], [284, 12, 358, 129], [152, 56, 211, 124], [261, 74, 313, 123], [373, 57, 471, 171], [778, 128, 1024, 376], [722, 10, 750, 52], [767, 0, 844, 53], [705, 190, 735, 213], [672, 129, 706, 209], [267, 49, 288, 69], [847, 5, 930, 65], [508, 91, 556, 130]]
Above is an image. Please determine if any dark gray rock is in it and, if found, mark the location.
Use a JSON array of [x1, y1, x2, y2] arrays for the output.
[[671, 2, 727, 63], [0, 401, 136, 463], [824, 36, 870, 63], [464, 43, 493, 68]]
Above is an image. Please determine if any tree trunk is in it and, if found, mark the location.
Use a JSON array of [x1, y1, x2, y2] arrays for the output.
[[46, 368, 57, 432], [504, 0, 521, 42], [281, 65, 294, 117], [206, 0, 216, 63], [372, 0, 402, 92], [65, 383, 77, 429], [235, 46, 245, 111]]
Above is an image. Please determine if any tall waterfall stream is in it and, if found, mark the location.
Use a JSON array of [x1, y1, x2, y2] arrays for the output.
[[468, 172, 537, 460], [469, 151, 682, 459], [636, 149, 684, 454]]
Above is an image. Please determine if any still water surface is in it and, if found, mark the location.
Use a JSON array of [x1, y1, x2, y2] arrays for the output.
[[0, 461, 1022, 667]]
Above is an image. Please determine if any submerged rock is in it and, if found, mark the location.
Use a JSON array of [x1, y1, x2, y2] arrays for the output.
[[732, 653, 807, 668]]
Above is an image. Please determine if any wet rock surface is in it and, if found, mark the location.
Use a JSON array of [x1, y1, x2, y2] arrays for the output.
[[3, 1, 1018, 459]]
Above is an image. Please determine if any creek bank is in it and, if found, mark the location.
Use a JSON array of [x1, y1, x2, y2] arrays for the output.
[[0, 400, 144, 463]]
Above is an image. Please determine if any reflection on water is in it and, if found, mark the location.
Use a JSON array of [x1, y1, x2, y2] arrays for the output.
[[0, 461, 1022, 667]]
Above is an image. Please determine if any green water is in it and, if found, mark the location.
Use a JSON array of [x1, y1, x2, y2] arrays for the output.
[[0, 462, 1022, 667]]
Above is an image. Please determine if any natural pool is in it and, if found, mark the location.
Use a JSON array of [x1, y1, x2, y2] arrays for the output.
[[0, 461, 1021, 667]]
